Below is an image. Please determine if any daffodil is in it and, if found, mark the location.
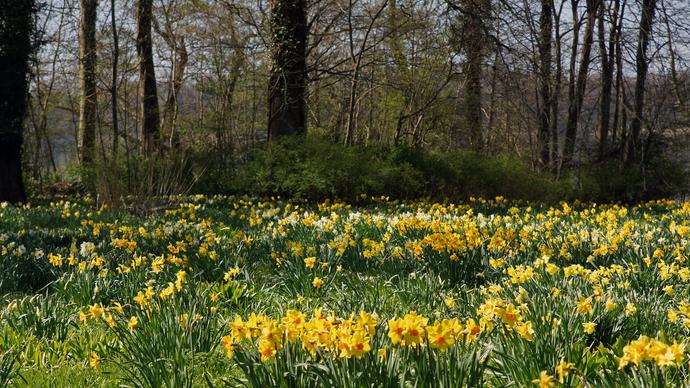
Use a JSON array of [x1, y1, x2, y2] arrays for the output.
[[128, 316, 139, 332], [531, 371, 555, 387], [303, 257, 316, 268], [583, 321, 596, 334], [89, 352, 101, 369], [555, 357, 574, 384]]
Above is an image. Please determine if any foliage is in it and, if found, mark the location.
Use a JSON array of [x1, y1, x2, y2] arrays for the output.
[[191, 136, 686, 202]]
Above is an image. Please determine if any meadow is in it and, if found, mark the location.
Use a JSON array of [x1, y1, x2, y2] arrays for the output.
[[0, 195, 689, 387]]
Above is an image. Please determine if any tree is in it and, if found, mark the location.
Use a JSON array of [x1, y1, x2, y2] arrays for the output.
[[447, 0, 490, 150], [611, 0, 627, 154], [460, 0, 490, 151], [153, 0, 189, 149], [110, 0, 119, 160], [0, 0, 35, 203], [537, 0, 554, 168], [596, 0, 620, 159], [562, 0, 598, 165], [79, 0, 98, 168], [267, 0, 308, 140], [550, 0, 565, 169], [136, 0, 161, 154], [343, 0, 388, 146], [625, 0, 657, 163]]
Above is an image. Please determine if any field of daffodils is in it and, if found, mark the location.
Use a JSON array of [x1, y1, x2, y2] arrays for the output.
[[1, 195, 689, 386]]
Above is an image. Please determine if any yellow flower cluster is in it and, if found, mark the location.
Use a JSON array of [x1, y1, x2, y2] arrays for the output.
[[618, 335, 685, 369], [133, 284, 156, 307], [533, 357, 575, 387], [224, 266, 241, 281], [387, 312, 471, 350], [79, 302, 124, 328], [476, 297, 534, 341], [222, 309, 378, 361], [160, 270, 187, 299]]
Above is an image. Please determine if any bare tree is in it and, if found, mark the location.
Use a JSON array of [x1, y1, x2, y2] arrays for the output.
[[625, 0, 658, 163], [343, 0, 388, 146], [550, 0, 565, 168], [111, 0, 120, 159], [562, 0, 598, 165], [537, 0, 553, 168], [611, 0, 627, 152], [267, 0, 308, 139], [0, 0, 35, 203], [461, 0, 490, 150], [137, 0, 161, 154], [154, 0, 189, 149], [79, 0, 98, 168], [596, 0, 620, 159]]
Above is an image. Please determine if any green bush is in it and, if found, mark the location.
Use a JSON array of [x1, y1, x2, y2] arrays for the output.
[[31, 135, 687, 203], [215, 136, 570, 201], [564, 156, 687, 203], [189, 135, 689, 202]]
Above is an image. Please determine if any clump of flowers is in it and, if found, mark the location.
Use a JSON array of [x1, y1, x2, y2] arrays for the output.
[[387, 311, 487, 351], [222, 309, 378, 361], [618, 335, 685, 369]]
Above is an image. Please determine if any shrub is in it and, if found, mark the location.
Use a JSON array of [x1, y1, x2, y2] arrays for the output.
[[221, 137, 570, 201], [31, 135, 687, 203]]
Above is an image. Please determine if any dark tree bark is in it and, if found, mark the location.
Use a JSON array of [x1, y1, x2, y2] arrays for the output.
[[136, 0, 161, 154], [79, 0, 98, 167], [562, 0, 597, 165], [625, 0, 657, 164], [111, 0, 119, 160], [0, 0, 34, 203], [537, 0, 553, 168], [550, 1, 564, 171], [612, 0, 626, 151], [267, 0, 308, 140], [461, 0, 488, 151]]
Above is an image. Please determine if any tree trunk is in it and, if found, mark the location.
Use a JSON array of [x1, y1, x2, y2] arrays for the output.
[[388, 0, 411, 145], [537, 0, 553, 168], [0, 0, 33, 203], [79, 0, 98, 167], [136, 0, 161, 154], [597, 0, 616, 159], [660, 1, 684, 108], [267, 0, 308, 140], [562, 0, 580, 166], [111, 0, 119, 160], [344, 0, 388, 146], [550, 1, 563, 171], [153, 12, 189, 150], [344, 0, 357, 146], [625, 0, 657, 164], [461, 0, 487, 151], [486, 51, 499, 148], [562, 0, 597, 165], [612, 0, 626, 152], [162, 39, 188, 149]]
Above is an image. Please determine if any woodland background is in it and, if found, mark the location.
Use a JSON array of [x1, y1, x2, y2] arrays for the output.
[[4, 0, 690, 203]]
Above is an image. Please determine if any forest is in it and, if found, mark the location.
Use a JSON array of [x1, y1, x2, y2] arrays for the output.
[[2, 1, 690, 387], [0, 0, 689, 204]]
